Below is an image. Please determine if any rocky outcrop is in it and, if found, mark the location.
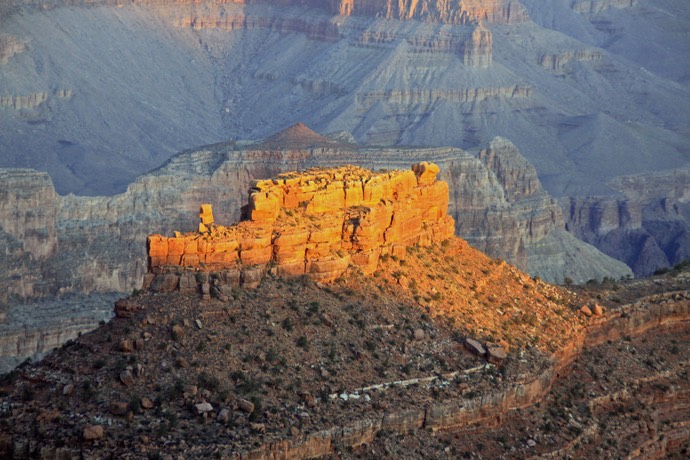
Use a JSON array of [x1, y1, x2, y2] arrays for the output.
[[0, 89, 73, 111], [452, 138, 631, 283], [11, 0, 530, 24], [463, 22, 492, 67], [329, 0, 529, 24], [0, 294, 115, 374], [571, 0, 636, 16], [0, 35, 26, 64], [538, 49, 604, 74], [0, 170, 58, 310], [0, 127, 630, 311], [564, 167, 690, 277], [146, 163, 455, 290], [0, 92, 48, 110], [355, 85, 530, 109]]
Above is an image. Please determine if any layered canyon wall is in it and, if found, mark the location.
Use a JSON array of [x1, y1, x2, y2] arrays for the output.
[[0, 127, 631, 315], [564, 167, 690, 277], [12, 0, 528, 25], [146, 163, 454, 291]]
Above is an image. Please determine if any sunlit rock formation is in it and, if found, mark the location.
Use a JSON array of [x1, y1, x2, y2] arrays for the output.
[[0, 125, 632, 312], [145, 163, 455, 290]]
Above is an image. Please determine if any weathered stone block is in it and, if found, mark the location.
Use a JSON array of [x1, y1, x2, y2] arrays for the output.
[[413, 161, 440, 186], [276, 261, 306, 277], [168, 238, 185, 256], [200, 204, 214, 225], [241, 267, 265, 288], [147, 235, 168, 257], [150, 274, 179, 292], [350, 249, 380, 275], [240, 246, 273, 265], [181, 254, 200, 266]]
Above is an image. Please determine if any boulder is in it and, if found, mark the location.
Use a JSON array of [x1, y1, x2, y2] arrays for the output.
[[195, 402, 214, 415], [580, 305, 593, 317], [82, 425, 104, 441], [119, 339, 133, 353], [114, 299, 139, 318], [486, 344, 507, 365], [119, 369, 135, 386], [171, 324, 185, 340], [218, 408, 231, 423], [109, 401, 129, 416], [237, 398, 255, 414], [465, 338, 486, 356]]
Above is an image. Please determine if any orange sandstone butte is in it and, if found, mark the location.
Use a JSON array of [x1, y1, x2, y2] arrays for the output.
[[145, 163, 455, 289]]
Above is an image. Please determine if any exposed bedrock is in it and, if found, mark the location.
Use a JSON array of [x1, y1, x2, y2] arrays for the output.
[[564, 167, 690, 277], [2, 0, 688, 200], [21, 0, 529, 25], [0, 127, 631, 310]]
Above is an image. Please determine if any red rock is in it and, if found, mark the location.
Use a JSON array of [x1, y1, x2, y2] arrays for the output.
[[486, 346, 507, 365], [199, 204, 214, 225], [580, 306, 593, 317], [413, 162, 440, 186], [145, 163, 455, 289]]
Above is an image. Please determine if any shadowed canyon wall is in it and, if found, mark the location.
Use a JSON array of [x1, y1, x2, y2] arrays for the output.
[[564, 167, 690, 277], [2, 0, 687, 198]]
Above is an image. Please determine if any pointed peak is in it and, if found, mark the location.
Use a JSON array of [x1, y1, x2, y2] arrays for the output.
[[255, 123, 338, 149]]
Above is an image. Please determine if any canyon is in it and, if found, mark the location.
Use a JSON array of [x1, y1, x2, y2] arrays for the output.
[[0, 150, 687, 458], [0, 0, 688, 293], [0, 0, 688, 410], [0, 133, 630, 371], [0, 125, 631, 312], [0, 0, 688, 198]]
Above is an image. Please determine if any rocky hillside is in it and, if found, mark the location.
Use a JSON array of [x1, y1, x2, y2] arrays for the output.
[[0, 126, 631, 315], [0, 213, 687, 458]]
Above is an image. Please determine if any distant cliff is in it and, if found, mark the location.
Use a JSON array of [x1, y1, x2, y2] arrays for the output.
[[0, 125, 631, 312], [564, 167, 690, 277], [12, 0, 528, 25]]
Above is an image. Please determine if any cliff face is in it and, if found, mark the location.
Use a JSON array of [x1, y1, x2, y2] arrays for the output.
[[0, 127, 631, 313], [327, 0, 529, 24], [0, 35, 26, 64], [564, 167, 690, 277], [146, 163, 455, 291], [3, 0, 688, 200], [0, 170, 58, 309], [15, 0, 529, 24]]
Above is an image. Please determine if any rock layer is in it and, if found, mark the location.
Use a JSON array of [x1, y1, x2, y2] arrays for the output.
[[146, 163, 455, 289], [564, 167, 690, 277], [0, 128, 631, 311]]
